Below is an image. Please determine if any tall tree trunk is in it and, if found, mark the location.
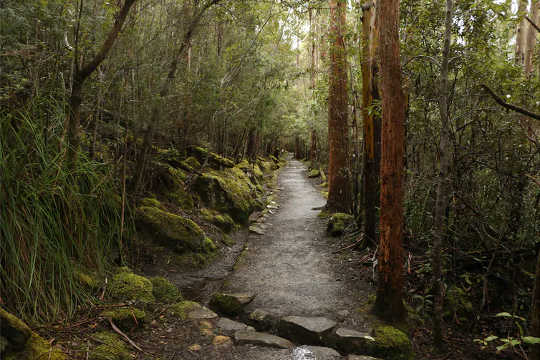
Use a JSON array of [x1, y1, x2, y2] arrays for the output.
[[327, 0, 352, 213], [361, 0, 381, 244], [310, 129, 318, 165], [516, 0, 529, 66], [374, 0, 407, 322], [432, 0, 453, 348], [66, 0, 137, 168], [530, 247, 540, 359], [525, 1, 540, 75]]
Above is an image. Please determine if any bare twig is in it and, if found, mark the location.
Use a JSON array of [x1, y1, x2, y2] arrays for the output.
[[481, 85, 540, 121], [526, 15, 540, 33], [108, 318, 143, 352]]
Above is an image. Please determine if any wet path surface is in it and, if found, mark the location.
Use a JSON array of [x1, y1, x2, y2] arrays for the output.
[[222, 159, 369, 326]]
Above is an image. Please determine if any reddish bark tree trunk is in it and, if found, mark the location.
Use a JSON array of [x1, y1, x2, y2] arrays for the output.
[[327, 0, 351, 213], [374, 0, 407, 322]]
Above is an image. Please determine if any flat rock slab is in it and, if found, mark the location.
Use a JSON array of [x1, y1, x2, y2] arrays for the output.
[[326, 328, 375, 354], [210, 293, 255, 315], [249, 226, 266, 235], [217, 318, 254, 333], [303, 346, 341, 360], [246, 309, 279, 331], [279, 316, 336, 345], [234, 330, 293, 349], [187, 306, 218, 320], [347, 356, 382, 360]]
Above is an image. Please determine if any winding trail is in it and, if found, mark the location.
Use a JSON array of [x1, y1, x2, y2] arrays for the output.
[[222, 159, 369, 327]]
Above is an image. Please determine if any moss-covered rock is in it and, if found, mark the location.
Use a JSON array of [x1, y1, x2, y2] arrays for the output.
[[100, 307, 146, 331], [89, 332, 131, 360], [109, 271, 155, 303], [193, 168, 256, 224], [0, 336, 8, 353], [327, 213, 355, 237], [320, 169, 326, 182], [169, 301, 201, 320], [140, 197, 162, 208], [0, 306, 32, 352], [136, 206, 205, 252], [202, 237, 217, 253], [201, 208, 236, 232], [151, 277, 181, 303], [370, 325, 413, 360], [308, 169, 321, 178], [209, 293, 255, 316], [4, 333, 67, 360], [180, 156, 201, 172], [188, 146, 235, 169]]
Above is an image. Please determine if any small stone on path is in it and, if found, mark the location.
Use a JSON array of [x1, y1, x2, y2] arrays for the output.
[[210, 292, 255, 315], [326, 328, 375, 354], [212, 335, 232, 346], [187, 306, 218, 320], [234, 330, 293, 349], [217, 318, 254, 333], [188, 344, 201, 352], [303, 346, 341, 360], [249, 225, 265, 235], [248, 308, 279, 331], [279, 316, 336, 345]]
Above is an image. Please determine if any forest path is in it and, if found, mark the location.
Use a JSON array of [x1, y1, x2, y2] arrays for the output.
[[221, 158, 370, 326]]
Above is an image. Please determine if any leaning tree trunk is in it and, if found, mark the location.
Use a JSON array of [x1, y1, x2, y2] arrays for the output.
[[374, 0, 407, 323], [432, 0, 453, 348], [327, 0, 352, 213]]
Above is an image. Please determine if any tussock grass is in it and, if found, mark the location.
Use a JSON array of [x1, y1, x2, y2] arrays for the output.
[[0, 95, 129, 322]]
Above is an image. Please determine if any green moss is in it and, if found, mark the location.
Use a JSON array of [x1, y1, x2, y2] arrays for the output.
[[189, 146, 235, 169], [169, 187, 194, 211], [222, 234, 235, 246], [201, 208, 236, 232], [318, 210, 331, 218], [140, 197, 161, 208], [193, 168, 256, 224], [327, 213, 355, 236], [169, 301, 201, 320], [0, 306, 32, 351], [109, 271, 155, 303], [172, 252, 215, 268], [75, 270, 100, 290], [100, 307, 145, 330], [202, 237, 217, 253], [209, 293, 245, 315], [180, 156, 201, 172], [151, 277, 181, 303], [4, 333, 66, 360], [0, 336, 7, 353], [371, 325, 413, 360], [136, 206, 205, 251], [90, 332, 130, 360], [320, 169, 327, 182], [308, 169, 321, 178]]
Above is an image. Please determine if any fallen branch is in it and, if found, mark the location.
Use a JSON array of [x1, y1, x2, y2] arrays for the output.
[[481, 85, 540, 121], [333, 234, 365, 254], [108, 319, 143, 352]]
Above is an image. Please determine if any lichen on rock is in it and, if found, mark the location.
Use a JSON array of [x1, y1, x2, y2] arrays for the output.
[[136, 206, 205, 252], [151, 277, 182, 303], [109, 270, 155, 304], [89, 331, 131, 360]]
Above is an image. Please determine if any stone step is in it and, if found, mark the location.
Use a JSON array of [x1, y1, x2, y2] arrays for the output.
[[278, 316, 337, 345], [234, 330, 294, 349]]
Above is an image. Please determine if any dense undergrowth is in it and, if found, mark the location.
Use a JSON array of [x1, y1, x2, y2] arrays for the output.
[[0, 95, 128, 323]]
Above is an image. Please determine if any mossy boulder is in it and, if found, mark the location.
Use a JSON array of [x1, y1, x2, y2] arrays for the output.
[[100, 307, 146, 331], [370, 325, 413, 360], [180, 156, 201, 172], [193, 168, 256, 224], [109, 271, 155, 303], [209, 293, 255, 316], [327, 213, 355, 236], [308, 169, 321, 178], [201, 208, 236, 232], [151, 277, 182, 303], [203, 237, 217, 253], [136, 206, 205, 252], [188, 146, 235, 169], [140, 197, 162, 208], [237, 160, 264, 182], [4, 333, 67, 360], [0, 306, 32, 352], [169, 301, 201, 320], [89, 332, 131, 360]]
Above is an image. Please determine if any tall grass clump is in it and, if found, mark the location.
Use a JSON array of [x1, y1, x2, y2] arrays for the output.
[[0, 95, 129, 323]]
